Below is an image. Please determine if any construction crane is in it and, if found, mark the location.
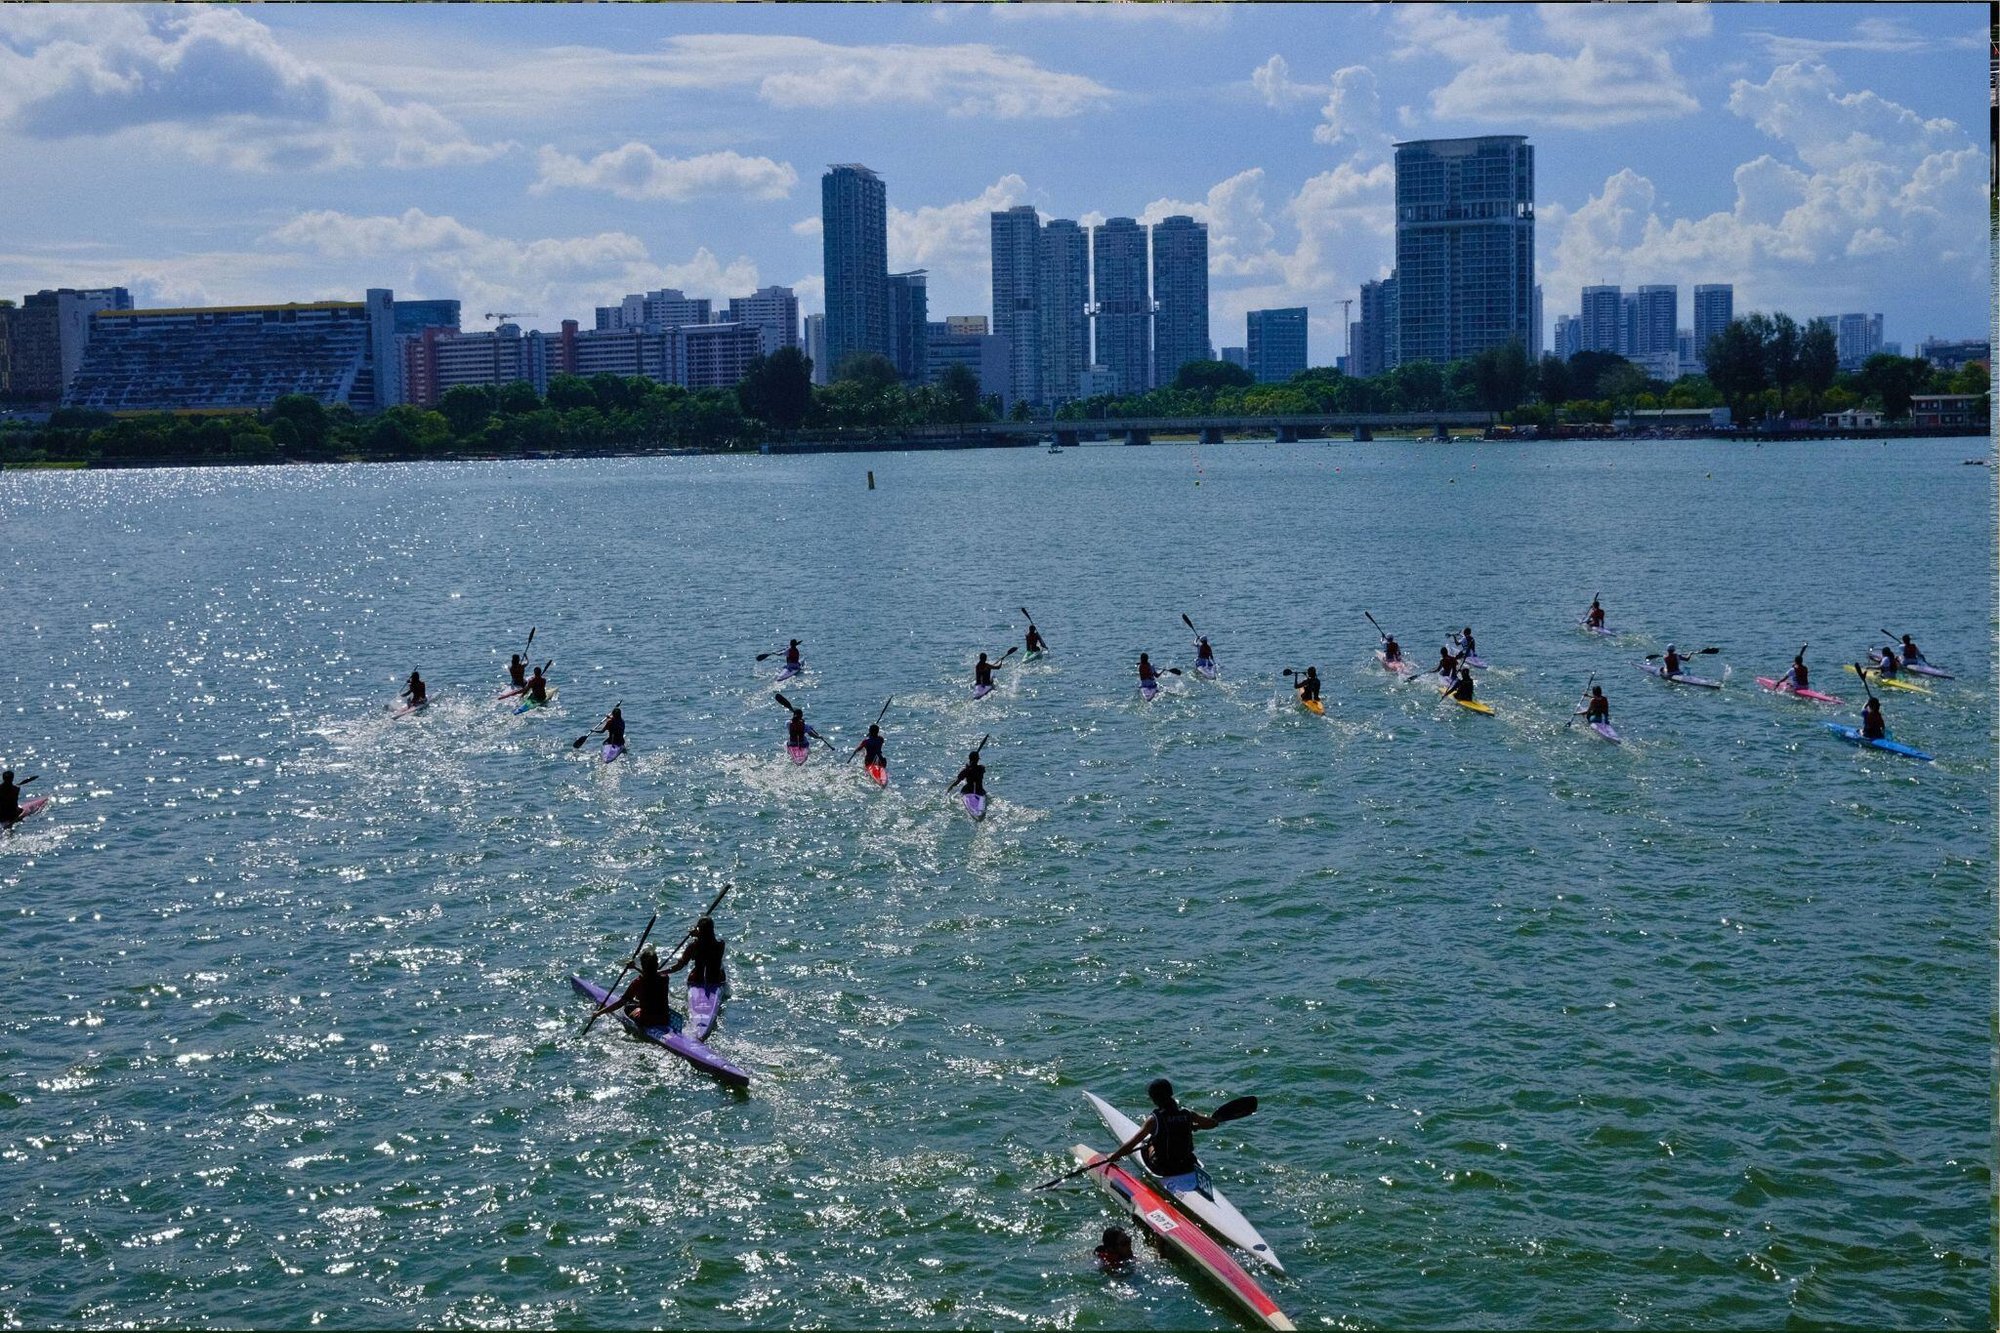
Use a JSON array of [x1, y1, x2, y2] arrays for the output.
[[482, 312, 536, 325], [1338, 298, 1354, 364]]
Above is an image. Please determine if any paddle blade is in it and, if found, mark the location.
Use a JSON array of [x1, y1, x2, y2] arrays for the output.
[[1181, 613, 1195, 631], [571, 734, 589, 748], [526, 626, 536, 648], [774, 692, 794, 711], [1212, 1095, 1258, 1123]]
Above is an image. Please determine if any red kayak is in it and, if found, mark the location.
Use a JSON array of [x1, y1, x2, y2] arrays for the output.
[[864, 761, 889, 788], [1755, 677, 1841, 705]]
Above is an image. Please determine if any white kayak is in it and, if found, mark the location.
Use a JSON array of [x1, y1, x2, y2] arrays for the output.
[[1083, 1091, 1282, 1273]]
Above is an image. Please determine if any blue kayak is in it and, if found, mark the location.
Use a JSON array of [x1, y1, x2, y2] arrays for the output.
[[570, 975, 749, 1087], [1824, 722, 1933, 763]]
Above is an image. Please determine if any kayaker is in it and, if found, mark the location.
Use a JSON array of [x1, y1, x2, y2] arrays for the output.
[[1585, 598, 1606, 629], [1104, 1078, 1219, 1179], [1138, 653, 1160, 686], [850, 724, 887, 767], [1295, 666, 1321, 704], [947, 749, 987, 799], [665, 916, 727, 994], [1779, 653, 1809, 692], [787, 708, 815, 750], [1662, 645, 1685, 678], [1457, 626, 1477, 657], [1448, 669, 1477, 702], [1899, 634, 1926, 665], [0, 771, 21, 825], [1195, 637, 1216, 673], [1432, 646, 1459, 679], [1874, 648, 1901, 679], [403, 670, 427, 707], [1581, 685, 1610, 722], [526, 665, 550, 705], [1094, 1226, 1134, 1271], [1381, 635, 1403, 665], [1860, 696, 1887, 740], [1025, 623, 1047, 656], [507, 654, 528, 690], [784, 640, 803, 670], [975, 653, 997, 689], [590, 706, 626, 749], [590, 947, 674, 1027]]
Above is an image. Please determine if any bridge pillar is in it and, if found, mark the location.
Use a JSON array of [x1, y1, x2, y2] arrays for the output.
[[1351, 425, 1372, 442], [1054, 429, 1080, 449], [1432, 423, 1451, 441], [1274, 425, 1299, 444], [1124, 429, 1152, 447], [1199, 427, 1225, 445]]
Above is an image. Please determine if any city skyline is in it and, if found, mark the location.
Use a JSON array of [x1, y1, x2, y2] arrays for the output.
[[0, 6, 1989, 367]]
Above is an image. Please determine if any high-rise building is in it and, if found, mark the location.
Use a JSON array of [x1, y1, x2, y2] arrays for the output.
[[1150, 215, 1209, 388], [1393, 135, 1534, 365], [924, 320, 1012, 409], [1832, 313, 1885, 370], [1038, 218, 1089, 405], [1691, 284, 1733, 361], [392, 299, 460, 339], [804, 313, 828, 385], [1676, 328, 1696, 367], [1553, 314, 1581, 361], [1531, 283, 1544, 359], [1246, 307, 1308, 384], [726, 286, 800, 358], [946, 315, 988, 335], [9, 287, 133, 402], [1579, 285, 1622, 355], [885, 270, 929, 385], [1918, 337, 1990, 370], [0, 301, 60, 402], [1634, 285, 1677, 359], [1618, 293, 1638, 358], [679, 322, 763, 390], [823, 163, 888, 375], [596, 289, 710, 332], [1091, 217, 1151, 397], [1351, 276, 1400, 378], [990, 204, 1043, 408], [1220, 346, 1248, 371]]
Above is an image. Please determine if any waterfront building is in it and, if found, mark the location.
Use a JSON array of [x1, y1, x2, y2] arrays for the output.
[[1579, 285, 1622, 355], [1220, 346, 1248, 370], [726, 286, 800, 357], [991, 204, 1043, 408], [420, 323, 536, 401], [1531, 283, 1544, 359], [1676, 328, 1696, 367], [1918, 337, 1990, 370], [1091, 217, 1151, 396], [1618, 293, 1639, 358], [1246, 307, 1308, 384], [1691, 284, 1733, 359], [1150, 215, 1209, 389], [1393, 135, 1534, 365], [804, 313, 828, 385], [1351, 276, 1400, 378], [1908, 393, 1980, 427], [1038, 218, 1089, 405], [924, 320, 1012, 410], [1829, 313, 1885, 370], [885, 271, 928, 385], [680, 322, 763, 391], [823, 163, 888, 375], [1553, 314, 1581, 361], [1634, 285, 1676, 360], [535, 320, 675, 386], [4, 287, 132, 403], [596, 289, 711, 333]]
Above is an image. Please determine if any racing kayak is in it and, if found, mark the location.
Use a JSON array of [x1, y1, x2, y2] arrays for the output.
[[1446, 695, 1495, 715], [864, 761, 889, 788], [1588, 720, 1622, 743], [514, 690, 556, 714], [1083, 1092, 1281, 1272], [1636, 661, 1722, 689], [1451, 637, 1489, 668], [971, 683, 995, 701], [785, 743, 810, 765], [4, 796, 50, 831], [1578, 622, 1618, 637], [1194, 658, 1219, 680], [1846, 664, 1929, 694], [1068, 1146, 1294, 1331], [1140, 680, 1160, 702], [775, 662, 802, 681], [391, 695, 433, 718], [1824, 722, 1933, 763], [569, 975, 749, 1088], [1755, 677, 1842, 705], [1373, 650, 1413, 676], [686, 983, 725, 1042], [964, 792, 987, 821], [496, 685, 527, 701], [1299, 696, 1325, 716], [601, 743, 624, 765], [1871, 650, 1952, 680]]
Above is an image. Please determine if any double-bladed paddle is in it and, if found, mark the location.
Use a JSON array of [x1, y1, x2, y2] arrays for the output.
[[571, 700, 621, 749], [1032, 1095, 1259, 1191], [1018, 607, 1050, 652], [581, 910, 656, 1037], [1363, 610, 1391, 643], [756, 641, 800, 663], [774, 692, 837, 752], [846, 698, 893, 764], [1569, 673, 1596, 727]]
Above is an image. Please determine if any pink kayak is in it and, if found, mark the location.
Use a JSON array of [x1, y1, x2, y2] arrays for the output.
[[786, 744, 810, 765], [1755, 677, 1842, 705], [4, 796, 50, 831]]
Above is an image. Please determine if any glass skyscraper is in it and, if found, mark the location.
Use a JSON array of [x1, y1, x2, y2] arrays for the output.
[[1091, 217, 1150, 397], [885, 270, 928, 386], [1393, 136, 1534, 366], [1246, 307, 1307, 384], [1037, 218, 1089, 406], [1691, 284, 1733, 362], [990, 204, 1042, 408], [1149, 215, 1209, 389], [822, 164, 887, 376]]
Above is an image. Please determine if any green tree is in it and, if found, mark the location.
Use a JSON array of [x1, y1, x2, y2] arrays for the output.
[[1857, 353, 1931, 421], [1564, 350, 1629, 402], [833, 352, 901, 396], [1536, 355, 1571, 406], [932, 363, 985, 422], [497, 381, 541, 415], [1174, 359, 1255, 393], [737, 347, 815, 430], [1766, 313, 1800, 417], [544, 374, 597, 413], [1797, 320, 1838, 418], [1704, 318, 1769, 425], [1471, 340, 1531, 413], [268, 394, 331, 453], [438, 384, 495, 437]]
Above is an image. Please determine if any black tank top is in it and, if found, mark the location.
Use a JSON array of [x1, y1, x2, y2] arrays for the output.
[[628, 971, 671, 1019], [688, 937, 726, 989], [1146, 1106, 1198, 1176]]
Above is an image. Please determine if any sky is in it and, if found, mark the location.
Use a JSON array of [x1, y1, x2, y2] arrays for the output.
[[0, 3, 1989, 366]]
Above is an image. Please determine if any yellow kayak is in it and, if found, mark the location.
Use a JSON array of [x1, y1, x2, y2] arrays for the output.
[[1449, 696, 1495, 715], [1299, 696, 1325, 715], [1846, 664, 1930, 695]]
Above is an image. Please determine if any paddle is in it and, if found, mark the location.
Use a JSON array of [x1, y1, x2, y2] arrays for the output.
[[1852, 660, 1879, 703], [1644, 648, 1720, 661], [571, 701, 621, 749], [1019, 608, 1049, 652], [524, 625, 536, 654], [1031, 1096, 1260, 1191], [846, 698, 893, 763], [581, 910, 657, 1037], [1363, 610, 1389, 642], [1569, 674, 1596, 727], [657, 882, 732, 967]]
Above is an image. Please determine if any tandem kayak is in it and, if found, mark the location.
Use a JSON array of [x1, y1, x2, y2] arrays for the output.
[[1083, 1092, 1281, 1272], [601, 743, 624, 765], [1636, 661, 1723, 689], [686, 983, 725, 1043], [864, 761, 889, 788], [1140, 680, 1160, 702], [786, 744, 811, 765], [570, 975, 750, 1088], [1194, 658, 1219, 680], [1068, 1146, 1294, 1331], [1846, 664, 1929, 695], [1755, 677, 1842, 705], [1872, 649, 1952, 680], [964, 792, 987, 821], [1824, 722, 1933, 763], [1299, 696, 1325, 716], [3, 796, 50, 831], [971, 683, 995, 701], [1373, 650, 1414, 676]]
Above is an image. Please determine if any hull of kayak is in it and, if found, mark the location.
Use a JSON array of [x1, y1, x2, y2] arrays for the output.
[[1588, 720, 1622, 743], [776, 663, 801, 681], [1069, 1146, 1293, 1331], [1451, 639, 1488, 668], [1846, 664, 1928, 694], [1083, 1092, 1281, 1272], [1140, 681, 1160, 701], [1448, 695, 1494, 715], [496, 685, 527, 701], [864, 762, 889, 788], [686, 983, 725, 1042], [964, 793, 987, 820], [786, 744, 810, 765], [570, 975, 750, 1088], [1636, 662, 1722, 689], [514, 691, 556, 715], [601, 743, 624, 765], [1195, 659, 1218, 680], [1873, 651, 1951, 680], [4, 796, 50, 830], [1299, 696, 1325, 716], [392, 697, 432, 718], [1373, 650, 1412, 676], [1756, 677, 1842, 705], [1579, 622, 1617, 637], [971, 683, 995, 701], [1825, 722, 1933, 763]]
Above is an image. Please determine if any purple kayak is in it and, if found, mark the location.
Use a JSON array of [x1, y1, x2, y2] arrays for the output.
[[964, 792, 987, 821], [4, 796, 49, 831], [687, 984, 725, 1042], [776, 662, 802, 681], [971, 683, 994, 700], [601, 743, 624, 764], [1140, 680, 1160, 702], [570, 975, 749, 1088], [1588, 720, 1622, 744]]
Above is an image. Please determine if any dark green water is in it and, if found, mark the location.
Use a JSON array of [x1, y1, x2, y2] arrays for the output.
[[1, 437, 1992, 1328]]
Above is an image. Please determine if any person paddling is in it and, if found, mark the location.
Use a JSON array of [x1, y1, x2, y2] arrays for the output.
[[1194, 636, 1217, 674], [1873, 647, 1902, 680], [665, 916, 726, 995], [1585, 598, 1606, 629], [1860, 695, 1887, 740], [1381, 635, 1403, 665], [787, 707, 817, 751], [1102, 1079, 1221, 1180], [850, 723, 887, 769], [1456, 626, 1478, 658], [1447, 667, 1477, 702], [974, 652, 997, 690], [507, 654, 528, 691], [0, 770, 23, 825], [1899, 634, 1926, 666], [784, 640, 803, 672], [1137, 653, 1160, 688], [1580, 685, 1610, 723], [526, 665, 550, 706], [947, 748, 987, 800], [1025, 623, 1048, 656], [1778, 652, 1810, 693], [590, 705, 626, 750], [402, 670, 428, 708], [1662, 644, 1686, 679], [1432, 645, 1459, 679], [587, 946, 673, 1027], [1294, 666, 1322, 704]]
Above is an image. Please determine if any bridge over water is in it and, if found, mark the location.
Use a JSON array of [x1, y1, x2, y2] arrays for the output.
[[764, 412, 1493, 454]]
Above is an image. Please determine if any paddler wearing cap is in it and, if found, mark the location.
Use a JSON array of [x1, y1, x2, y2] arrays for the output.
[[589, 945, 675, 1026]]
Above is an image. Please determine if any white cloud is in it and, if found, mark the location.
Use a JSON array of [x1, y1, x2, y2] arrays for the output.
[[1140, 168, 1278, 280], [1395, 5, 1704, 131], [1726, 59, 1963, 172], [888, 174, 1030, 278], [531, 143, 797, 202], [0, 7, 508, 171], [791, 216, 823, 238], [1313, 66, 1383, 147], [1749, 15, 1951, 63], [1251, 54, 1311, 108]]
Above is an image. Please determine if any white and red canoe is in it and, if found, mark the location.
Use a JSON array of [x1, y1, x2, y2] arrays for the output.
[[1069, 1145, 1294, 1331]]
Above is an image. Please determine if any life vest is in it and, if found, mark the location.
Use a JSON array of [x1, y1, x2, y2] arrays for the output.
[[1145, 1106, 1199, 1176]]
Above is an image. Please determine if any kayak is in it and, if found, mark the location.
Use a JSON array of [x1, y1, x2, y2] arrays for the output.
[[1824, 722, 1933, 763], [1195, 658, 1219, 680], [1755, 677, 1842, 705], [1373, 650, 1413, 676], [601, 743, 624, 765], [496, 685, 527, 701], [1635, 661, 1723, 689], [1578, 618, 1616, 637], [1068, 1145, 1294, 1331], [1447, 695, 1494, 715], [686, 983, 725, 1043], [4, 796, 50, 831], [514, 690, 556, 714], [964, 792, 987, 821], [971, 683, 995, 700], [1451, 637, 1489, 668], [1140, 680, 1160, 702], [1024, 649, 1047, 662], [864, 761, 889, 789], [391, 695, 433, 718], [786, 744, 810, 765], [1299, 696, 1325, 716], [1083, 1091, 1281, 1272], [1588, 720, 1621, 743], [775, 662, 801, 681], [1846, 664, 1929, 694], [569, 975, 749, 1088], [1871, 650, 1951, 680]]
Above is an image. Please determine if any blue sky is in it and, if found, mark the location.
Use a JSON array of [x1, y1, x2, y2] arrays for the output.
[[0, 4, 1988, 365]]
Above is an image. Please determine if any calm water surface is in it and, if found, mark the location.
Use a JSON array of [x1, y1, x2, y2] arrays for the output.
[[1, 437, 1993, 1329]]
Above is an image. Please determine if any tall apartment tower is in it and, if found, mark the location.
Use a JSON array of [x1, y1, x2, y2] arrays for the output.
[[1038, 218, 1090, 405], [1579, 285, 1622, 355], [1633, 284, 1677, 359], [1246, 307, 1308, 384], [885, 270, 929, 386], [822, 164, 888, 376], [1150, 215, 1209, 388], [1691, 284, 1734, 360], [803, 313, 828, 385], [1393, 135, 1534, 365], [726, 286, 800, 358], [1091, 217, 1151, 397], [1352, 276, 1400, 377], [990, 205, 1043, 408]]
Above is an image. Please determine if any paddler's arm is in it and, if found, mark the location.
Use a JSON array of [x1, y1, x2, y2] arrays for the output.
[[1106, 1117, 1154, 1165], [662, 942, 694, 975]]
